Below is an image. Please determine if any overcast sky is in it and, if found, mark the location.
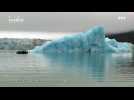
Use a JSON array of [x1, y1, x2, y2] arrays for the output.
[[0, 12, 134, 33]]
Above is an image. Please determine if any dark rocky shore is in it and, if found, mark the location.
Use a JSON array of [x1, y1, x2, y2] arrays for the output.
[[106, 31, 134, 44]]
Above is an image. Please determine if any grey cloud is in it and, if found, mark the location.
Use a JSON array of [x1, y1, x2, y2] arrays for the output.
[[0, 12, 134, 33]]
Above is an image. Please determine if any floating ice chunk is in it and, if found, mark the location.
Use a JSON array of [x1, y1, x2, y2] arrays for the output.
[[105, 38, 132, 52], [31, 26, 133, 53]]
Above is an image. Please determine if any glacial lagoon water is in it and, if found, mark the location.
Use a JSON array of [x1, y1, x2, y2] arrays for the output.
[[0, 50, 134, 87]]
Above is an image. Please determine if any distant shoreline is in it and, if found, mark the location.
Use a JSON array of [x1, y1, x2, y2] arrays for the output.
[[0, 38, 48, 50], [106, 31, 134, 44]]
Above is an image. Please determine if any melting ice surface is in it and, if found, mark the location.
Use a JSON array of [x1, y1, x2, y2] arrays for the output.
[[31, 26, 133, 53]]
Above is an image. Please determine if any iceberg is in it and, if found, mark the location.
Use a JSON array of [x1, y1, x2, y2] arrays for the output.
[[31, 26, 133, 53]]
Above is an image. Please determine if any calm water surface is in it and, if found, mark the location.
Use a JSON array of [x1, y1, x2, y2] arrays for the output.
[[0, 50, 134, 87]]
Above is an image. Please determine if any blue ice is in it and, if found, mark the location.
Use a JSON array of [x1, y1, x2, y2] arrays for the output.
[[31, 26, 133, 53]]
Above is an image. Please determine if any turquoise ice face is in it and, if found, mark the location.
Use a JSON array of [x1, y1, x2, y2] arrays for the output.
[[31, 26, 133, 53], [104, 38, 132, 53]]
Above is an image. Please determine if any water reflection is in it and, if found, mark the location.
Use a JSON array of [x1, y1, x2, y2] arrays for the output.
[[32, 50, 134, 83], [0, 50, 134, 86], [33, 52, 111, 81]]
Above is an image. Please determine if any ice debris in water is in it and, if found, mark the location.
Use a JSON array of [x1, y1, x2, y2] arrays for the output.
[[31, 26, 133, 53]]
